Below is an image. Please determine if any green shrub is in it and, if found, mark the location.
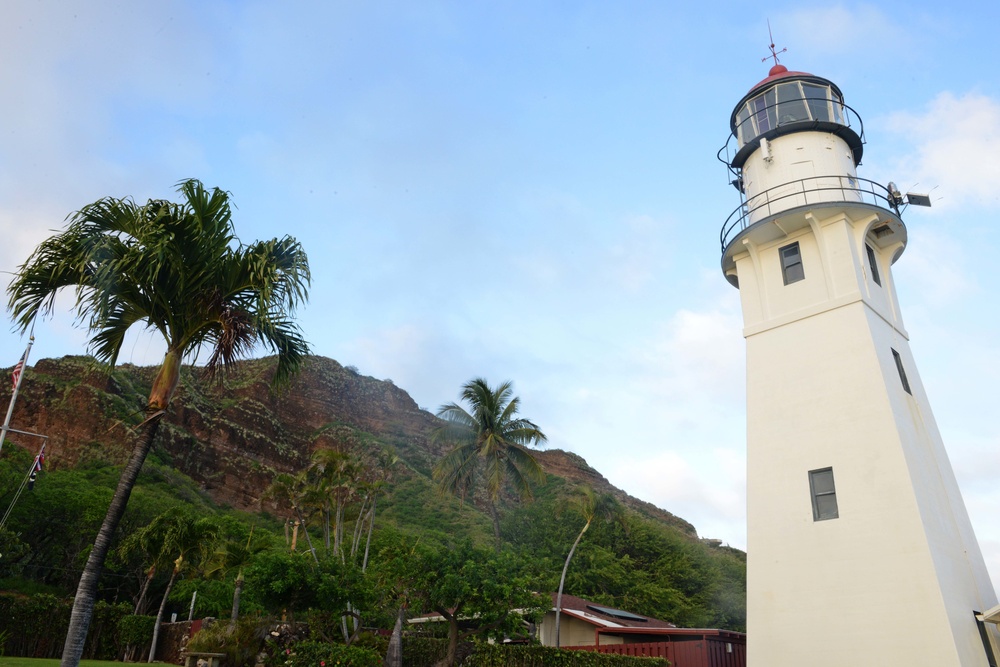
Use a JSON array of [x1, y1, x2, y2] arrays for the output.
[[117, 615, 155, 661], [466, 643, 670, 667], [400, 636, 449, 666], [188, 616, 273, 667], [265, 640, 381, 667], [0, 593, 130, 659]]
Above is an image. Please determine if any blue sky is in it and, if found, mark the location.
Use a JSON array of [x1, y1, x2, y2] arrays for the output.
[[2, 2, 999, 596]]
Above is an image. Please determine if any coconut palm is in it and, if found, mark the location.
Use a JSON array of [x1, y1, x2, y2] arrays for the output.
[[554, 488, 620, 647], [6, 179, 311, 667], [433, 378, 547, 550]]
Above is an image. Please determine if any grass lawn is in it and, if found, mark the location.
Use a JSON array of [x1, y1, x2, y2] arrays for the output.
[[0, 660, 173, 667]]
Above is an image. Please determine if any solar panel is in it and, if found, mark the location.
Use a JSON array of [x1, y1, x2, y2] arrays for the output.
[[586, 605, 648, 622]]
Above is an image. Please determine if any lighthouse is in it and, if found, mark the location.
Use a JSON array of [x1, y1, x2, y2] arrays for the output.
[[720, 62, 1000, 665]]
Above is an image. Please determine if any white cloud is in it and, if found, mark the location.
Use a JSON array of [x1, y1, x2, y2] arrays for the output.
[[781, 5, 913, 59], [885, 92, 1000, 210], [608, 447, 747, 545], [892, 227, 975, 308]]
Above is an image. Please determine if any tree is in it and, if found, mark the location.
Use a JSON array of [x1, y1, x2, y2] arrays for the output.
[[6, 179, 311, 667], [432, 378, 546, 550], [554, 487, 620, 647], [200, 520, 274, 626], [403, 540, 545, 667], [142, 510, 220, 662]]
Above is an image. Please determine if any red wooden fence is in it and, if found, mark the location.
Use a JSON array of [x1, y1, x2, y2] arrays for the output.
[[564, 638, 746, 667]]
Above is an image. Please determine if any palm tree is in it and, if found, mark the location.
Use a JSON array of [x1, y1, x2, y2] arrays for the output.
[[262, 471, 319, 563], [433, 378, 547, 550], [6, 179, 311, 667], [201, 524, 271, 627], [143, 511, 220, 662], [554, 488, 620, 647]]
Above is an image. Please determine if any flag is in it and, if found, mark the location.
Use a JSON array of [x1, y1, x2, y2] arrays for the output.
[[28, 444, 45, 491], [11, 347, 28, 389]]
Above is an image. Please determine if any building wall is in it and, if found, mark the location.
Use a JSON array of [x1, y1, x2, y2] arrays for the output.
[[733, 203, 999, 666], [537, 611, 621, 647]]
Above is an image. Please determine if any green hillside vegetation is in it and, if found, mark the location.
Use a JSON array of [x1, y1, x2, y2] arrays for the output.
[[0, 355, 744, 664]]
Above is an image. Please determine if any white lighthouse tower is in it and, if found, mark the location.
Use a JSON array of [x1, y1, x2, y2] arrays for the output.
[[720, 61, 1000, 666]]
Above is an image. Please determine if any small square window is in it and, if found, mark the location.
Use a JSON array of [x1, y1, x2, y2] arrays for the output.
[[809, 468, 839, 521], [892, 348, 912, 395], [780, 242, 804, 285], [866, 244, 881, 286]]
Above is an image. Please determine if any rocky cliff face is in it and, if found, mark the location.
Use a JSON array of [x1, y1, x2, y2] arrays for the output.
[[2, 355, 694, 535]]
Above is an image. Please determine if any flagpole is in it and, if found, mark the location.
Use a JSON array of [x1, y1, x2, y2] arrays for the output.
[[0, 323, 35, 456]]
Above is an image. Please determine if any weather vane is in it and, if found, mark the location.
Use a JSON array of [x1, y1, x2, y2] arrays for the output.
[[761, 20, 787, 66]]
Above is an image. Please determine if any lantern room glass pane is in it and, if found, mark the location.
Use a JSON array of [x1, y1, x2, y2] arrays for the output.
[[737, 106, 752, 145], [832, 91, 845, 124], [802, 83, 831, 122], [776, 82, 809, 125], [751, 95, 770, 135]]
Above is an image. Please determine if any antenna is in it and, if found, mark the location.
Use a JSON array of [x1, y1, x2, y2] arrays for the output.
[[762, 20, 787, 65]]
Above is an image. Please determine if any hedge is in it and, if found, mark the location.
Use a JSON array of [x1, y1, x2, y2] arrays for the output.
[[465, 643, 670, 667], [266, 640, 382, 667], [0, 593, 142, 659]]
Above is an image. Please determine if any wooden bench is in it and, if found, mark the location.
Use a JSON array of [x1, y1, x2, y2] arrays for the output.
[[181, 651, 226, 667]]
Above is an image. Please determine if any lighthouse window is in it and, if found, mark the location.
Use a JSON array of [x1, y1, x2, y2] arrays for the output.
[[779, 242, 804, 285], [892, 349, 912, 395], [809, 468, 839, 521], [866, 244, 881, 286]]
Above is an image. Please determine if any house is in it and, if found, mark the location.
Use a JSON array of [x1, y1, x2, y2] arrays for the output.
[[542, 594, 746, 667], [538, 593, 677, 646]]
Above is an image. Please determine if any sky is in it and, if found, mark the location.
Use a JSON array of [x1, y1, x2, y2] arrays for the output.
[[2, 1, 999, 597]]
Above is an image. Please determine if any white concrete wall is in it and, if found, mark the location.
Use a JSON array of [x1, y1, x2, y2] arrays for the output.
[[742, 132, 859, 226], [734, 202, 998, 666], [538, 611, 605, 647]]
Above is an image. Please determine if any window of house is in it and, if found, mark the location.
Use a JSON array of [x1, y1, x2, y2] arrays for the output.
[[780, 242, 804, 285], [892, 348, 912, 395], [866, 244, 881, 286], [809, 468, 839, 521]]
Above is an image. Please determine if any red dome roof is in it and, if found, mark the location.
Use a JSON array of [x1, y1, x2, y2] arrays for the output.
[[749, 64, 814, 93]]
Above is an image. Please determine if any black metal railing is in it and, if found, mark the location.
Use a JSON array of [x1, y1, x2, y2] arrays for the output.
[[720, 175, 901, 254]]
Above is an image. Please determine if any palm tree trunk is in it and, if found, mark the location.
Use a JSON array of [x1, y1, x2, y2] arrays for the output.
[[555, 520, 590, 648], [60, 348, 179, 667], [148, 565, 179, 662], [230, 572, 244, 626], [59, 415, 163, 667], [488, 501, 501, 553], [134, 564, 156, 615], [362, 498, 376, 572], [350, 496, 368, 559], [295, 507, 319, 565]]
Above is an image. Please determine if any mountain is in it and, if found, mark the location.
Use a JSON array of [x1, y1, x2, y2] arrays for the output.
[[4, 355, 696, 534], [1, 354, 745, 630]]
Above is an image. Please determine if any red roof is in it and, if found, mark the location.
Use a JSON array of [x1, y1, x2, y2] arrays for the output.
[[552, 593, 676, 630], [749, 63, 814, 94]]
